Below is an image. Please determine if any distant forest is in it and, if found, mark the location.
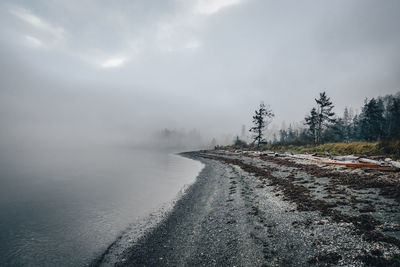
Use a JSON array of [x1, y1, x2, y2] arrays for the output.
[[243, 91, 400, 147]]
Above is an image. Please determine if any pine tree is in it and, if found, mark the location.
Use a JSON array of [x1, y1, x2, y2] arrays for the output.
[[351, 113, 361, 140], [360, 98, 385, 141], [342, 107, 353, 141], [249, 102, 274, 148], [315, 92, 335, 143], [285, 125, 295, 143], [327, 118, 345, 142], [234, 136, 247, 146], [279, 129, 288, 143], [305, 107, 318, 143], [387, 97, 400, 139]]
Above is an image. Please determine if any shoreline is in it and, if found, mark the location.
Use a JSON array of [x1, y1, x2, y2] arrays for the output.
[[90, 152, 202, 267], [96, 150, 400, 266]]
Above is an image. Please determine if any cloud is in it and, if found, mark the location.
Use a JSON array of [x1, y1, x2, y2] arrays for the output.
[[195, 0, 244, 15], [10, 6, 64, 41], [185, 39, 202, 50], [101, 57, 126, 68], [6, 1, 215, 67], [155, 17, 199, 53], [23, 35, 45, 48], [153, 0, 247, 54], [0, 0, 399, 146]]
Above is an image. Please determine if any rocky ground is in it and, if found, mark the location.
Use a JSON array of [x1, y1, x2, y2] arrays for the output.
[[98, 151, 400, 266]]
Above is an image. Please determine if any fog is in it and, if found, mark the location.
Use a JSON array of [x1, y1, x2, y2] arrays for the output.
[[1, 0, 400, 151], [1, 1, 400, 265]]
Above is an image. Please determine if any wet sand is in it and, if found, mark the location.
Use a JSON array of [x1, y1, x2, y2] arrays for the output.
[[97, 151, 400, 266]]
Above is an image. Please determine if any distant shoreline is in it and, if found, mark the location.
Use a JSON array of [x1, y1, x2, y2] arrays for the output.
[[95, 151, 400, 266]]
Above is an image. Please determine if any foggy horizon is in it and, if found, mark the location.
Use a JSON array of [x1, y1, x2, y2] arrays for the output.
[[1, 0, 400, 149], [2, 1, 400, 266]]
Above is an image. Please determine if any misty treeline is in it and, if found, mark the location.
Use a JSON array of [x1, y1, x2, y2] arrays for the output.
[[242, 91, 400, 147], [277, 92, 400, 145], [151, 128, 204, 150]]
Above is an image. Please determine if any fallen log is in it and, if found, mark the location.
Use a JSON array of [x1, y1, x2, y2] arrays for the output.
[[319, 160, 381, 168], [332, 155, 359, 161], [344, 162, 381, 168], [320, 160, 353, 166], [359, 158, 383, 165]]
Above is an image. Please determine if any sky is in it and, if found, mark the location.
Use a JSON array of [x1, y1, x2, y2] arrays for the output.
[[0, 0, 400, 148]]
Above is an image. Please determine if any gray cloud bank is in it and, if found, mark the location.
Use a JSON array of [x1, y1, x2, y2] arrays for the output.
[[0, 0, 399, 152]]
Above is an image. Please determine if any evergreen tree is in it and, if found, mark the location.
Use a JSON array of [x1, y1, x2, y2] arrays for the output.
[[249, 102, 274, 148], [377, 99, 386, 138], [305, 107, 318, 143], [234, 136, 247, 146], [287, 124, 297, 142], [342, 107, 353, 141], [315, 92, 335, 143], [360, 98, 385, 141], [351, 113, 361, 140], [325, 118, 345, 142], [387, 97, 400, 139], [279, 129, 288, 143]]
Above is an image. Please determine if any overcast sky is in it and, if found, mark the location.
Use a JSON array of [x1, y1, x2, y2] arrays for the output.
[[1, 0, 399, 147]]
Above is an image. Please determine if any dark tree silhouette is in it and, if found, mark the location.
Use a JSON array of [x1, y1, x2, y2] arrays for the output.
[[315, 92, 335, 143], [387, 97, 400, 139], [249, 102, 274, 148], [360, 98, 385, 141], [233, 136, 247, 146], [279, 129, 288, 143], [305, 107, 318, 143], [277, 92, 399, 145]]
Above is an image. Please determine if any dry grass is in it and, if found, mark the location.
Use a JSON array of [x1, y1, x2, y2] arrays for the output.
[[225, 141, 400, 159], [265, 141, 400, 159]]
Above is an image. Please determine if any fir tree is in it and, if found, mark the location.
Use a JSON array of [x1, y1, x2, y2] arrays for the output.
[[279, 129, 288, 143], [360, 98, 385, 141], [315, 92, 335, 143], [387, 97, 400, 139], [249, 102, 274, 148], [305, 107, 318, 143]]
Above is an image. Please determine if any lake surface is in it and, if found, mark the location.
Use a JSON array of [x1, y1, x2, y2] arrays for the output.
[[0, 147, 203, 266]]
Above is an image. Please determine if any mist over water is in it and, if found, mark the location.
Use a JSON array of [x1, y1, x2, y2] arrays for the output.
[[1, 0, 399, 265], [0, 145, 203, 266]]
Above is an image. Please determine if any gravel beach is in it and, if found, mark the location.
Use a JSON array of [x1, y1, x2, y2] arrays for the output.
[[97, 151, 400, 266]]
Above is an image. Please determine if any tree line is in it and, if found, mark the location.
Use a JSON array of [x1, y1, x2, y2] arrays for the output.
[[279, 92, 400, 145], [245, 91, 400, 148]]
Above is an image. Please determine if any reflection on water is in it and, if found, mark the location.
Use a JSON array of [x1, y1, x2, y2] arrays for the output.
[[0, 147, 203, 266]]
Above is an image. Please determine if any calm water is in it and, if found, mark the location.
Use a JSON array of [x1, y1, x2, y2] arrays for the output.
[[0, 147, 203, 266]]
